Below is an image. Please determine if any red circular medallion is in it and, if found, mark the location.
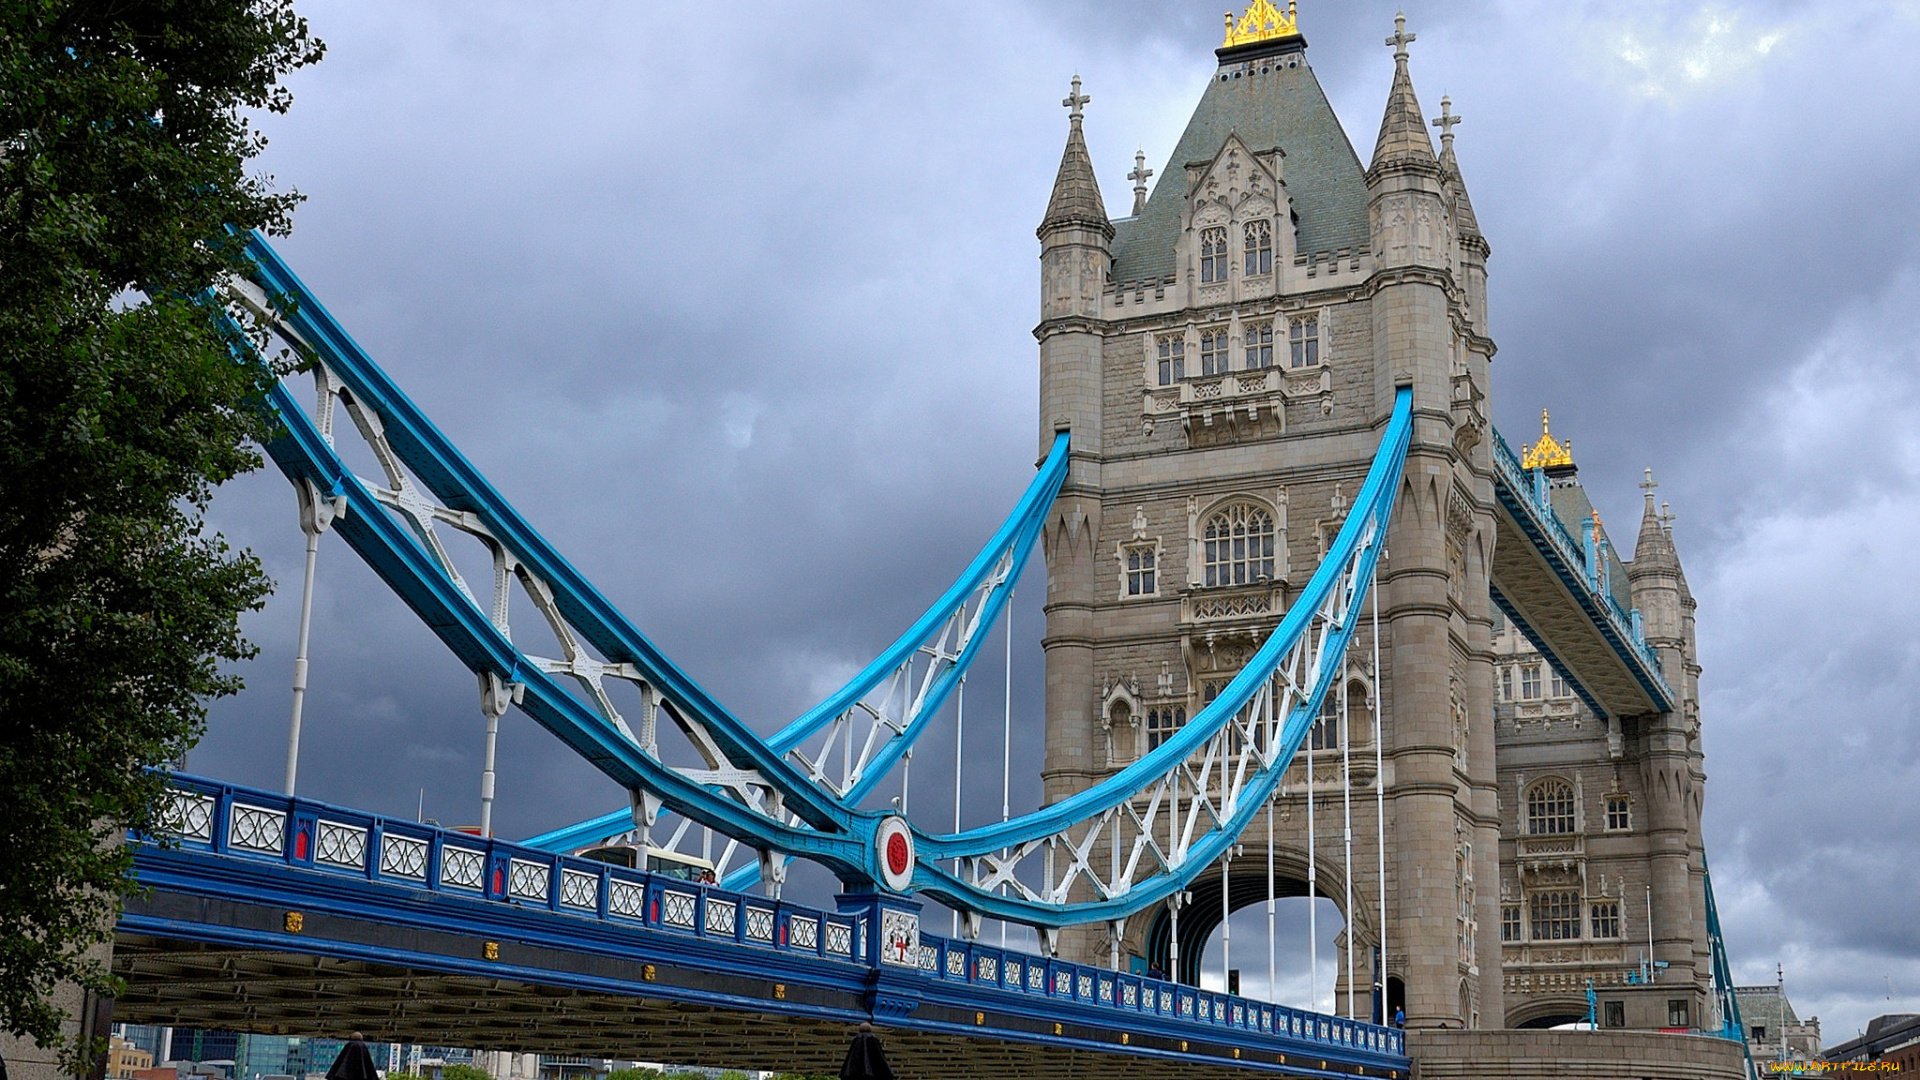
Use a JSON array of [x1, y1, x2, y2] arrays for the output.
[[886, 831, 911, 876]]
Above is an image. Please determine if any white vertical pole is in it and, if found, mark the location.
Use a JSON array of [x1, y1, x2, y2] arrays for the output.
[[1113, 805, 1124, 971], [1307, 703, 1319, 1012], [480, 708, 500, 836], [1222, 847, 1232, 992], [1001, 590, 1013, 950], [953, 679, 965, 937], [1170, 894, 1181, 984], [1372, 565, 1388, 1024], [1170, 769, 1180, 980], [1647, 884, 1655, 982], [1267, 792, 1277, 1004], [284, 527, 321, 796], [1342, 657, 1355, 1019], [285, 481, 341, 796]]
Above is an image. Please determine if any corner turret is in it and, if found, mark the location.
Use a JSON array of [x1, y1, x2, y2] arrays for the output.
[[1368, 13, 1437, 181], [1432, 95, 1490, 333], [1039, 76, 1113, 245], [1036, 74, 1111, 457]]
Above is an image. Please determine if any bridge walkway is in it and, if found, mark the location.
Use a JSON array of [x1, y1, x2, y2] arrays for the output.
[[116, 776, 1409, 1080]]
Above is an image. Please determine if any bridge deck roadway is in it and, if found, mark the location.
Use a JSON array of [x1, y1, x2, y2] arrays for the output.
[[121, 778, 1407, 1080], [1489, 441, 1673, 719]]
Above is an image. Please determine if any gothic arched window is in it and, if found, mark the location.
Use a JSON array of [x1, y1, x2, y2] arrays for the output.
[[1243, 321, 1274, 369], [1244, 219, 1273, 275], [1146, 706, 1186, 751], [1311, 688, 1341, 752], [1200, 227, 1228, 283], [1200, 327, 1230, 376], [1202, 503, 1276, 587], [1525, 778, 1576, 836]]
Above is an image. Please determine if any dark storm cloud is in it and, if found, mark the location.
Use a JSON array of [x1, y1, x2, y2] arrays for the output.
[[194, 0, 1920, 1035]]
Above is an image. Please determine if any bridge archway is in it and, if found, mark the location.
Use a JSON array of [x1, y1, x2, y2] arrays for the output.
[[1510, 999, 1592, 1029], [1139, 848, 1378, 998]]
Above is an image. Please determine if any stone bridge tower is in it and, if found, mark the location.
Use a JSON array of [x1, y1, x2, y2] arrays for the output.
[[1034, 8, 1504, 1028]]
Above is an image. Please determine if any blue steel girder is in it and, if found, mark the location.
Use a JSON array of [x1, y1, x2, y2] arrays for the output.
[[234, 230, 1067, 895], [233, 237, 874, 879], [1487, 428, 1674, 720], [225, 232, 1411, 929], [121, 775, 1411, 1079], [903, 388, 1412, 926]]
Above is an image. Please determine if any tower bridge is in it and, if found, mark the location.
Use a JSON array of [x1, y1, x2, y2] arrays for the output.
[[116, 7, 1748, 1079]]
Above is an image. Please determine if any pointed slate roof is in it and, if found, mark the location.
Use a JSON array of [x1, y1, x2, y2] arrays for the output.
[[1370, 46, 1435, 174], [1438, 140, 1480, 235], [1039, 114, 1112, 239], [1109, 46, 1370, 284], [1632, 485, 1678, 573]]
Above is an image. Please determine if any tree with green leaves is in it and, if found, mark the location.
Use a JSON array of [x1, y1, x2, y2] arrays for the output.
[[0, 0, 322, 1065], [438, 1064, 492, 1080]]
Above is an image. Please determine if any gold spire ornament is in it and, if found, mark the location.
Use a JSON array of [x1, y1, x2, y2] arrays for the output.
[[1223, 0, 1301, 48], [1521, 409, 1575, 471]]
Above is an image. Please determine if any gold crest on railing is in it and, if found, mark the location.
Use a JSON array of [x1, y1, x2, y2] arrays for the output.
[[1222, 0, 1300, 48]]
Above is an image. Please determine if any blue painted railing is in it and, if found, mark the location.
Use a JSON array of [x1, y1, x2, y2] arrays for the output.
[[1489, 427, 1673, 710], [144, 774, 1405, 1061]]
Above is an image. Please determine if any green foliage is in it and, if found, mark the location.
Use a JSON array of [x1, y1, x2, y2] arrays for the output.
[[765, 1074, 836, 1080], [0, 0, 322, 1065], [440, 1064, 492, 1080], [602, 1069, 664, 1080]]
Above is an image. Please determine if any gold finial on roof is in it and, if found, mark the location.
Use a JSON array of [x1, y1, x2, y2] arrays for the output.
[[1522, 408, 1575, 471], [1223, 0, 1301, 48]]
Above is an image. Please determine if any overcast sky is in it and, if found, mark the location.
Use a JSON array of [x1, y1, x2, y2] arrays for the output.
[[191, 0, 1920, 1040]]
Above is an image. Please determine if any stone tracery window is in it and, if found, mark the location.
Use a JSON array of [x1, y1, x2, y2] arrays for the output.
[[1525, 778, 1575, 836], [1202, 503, 1276, 587], [1200, 327, 1230, 376], [1289, 314, 1320, 367], [1520, 664, 1541, 700], [1529, 890, 1581, 941], [1156, 334, 1186, 385], [1124, 544, 1157, 597], [1501, 905, 1522, 942], [1591, 900, 1621, 939], [1200, 226, 1229, 283], [1243, 321, 1274, 369], [1146, 706, 1186, 751], [1311, 689, 1341, 751], [1244, 219, 1273, 276]]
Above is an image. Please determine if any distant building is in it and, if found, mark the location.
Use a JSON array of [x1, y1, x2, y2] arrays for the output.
[[116, 1026, 169, 1064], [170, 1029, 241, 1066], [110, 1037, 156, 1078], [1733, 983, 1820, 1064], [1824, 1014, 1920, 1073]]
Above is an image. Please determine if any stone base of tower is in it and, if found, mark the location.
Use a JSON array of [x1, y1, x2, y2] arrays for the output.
[[1407, 1029, 1747, 1080]]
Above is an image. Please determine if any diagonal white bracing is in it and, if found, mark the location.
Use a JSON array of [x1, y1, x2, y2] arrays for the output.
[[228, 241, 1065, 892], [957, 520, 1371, 910], [230, 231, 1404, 927], [233, 283, 787, 861], [783, 546, 1014, 804], [908, 387, 1409, 925]]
